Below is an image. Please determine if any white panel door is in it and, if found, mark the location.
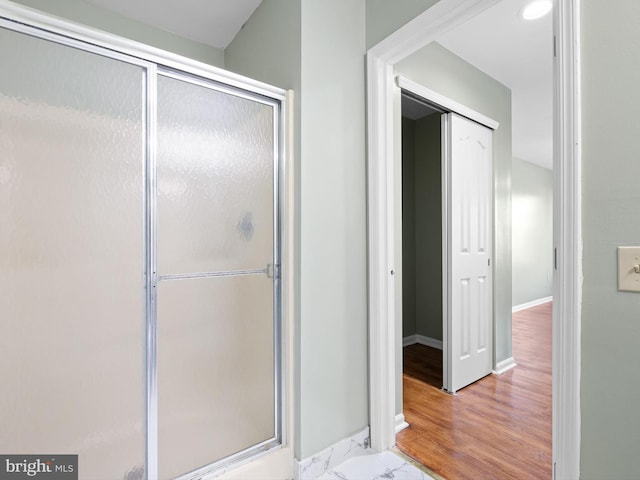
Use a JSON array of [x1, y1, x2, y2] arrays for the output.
[[445, 113, 493, 394]]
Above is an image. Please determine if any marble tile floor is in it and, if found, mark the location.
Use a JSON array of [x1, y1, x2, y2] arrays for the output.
[[317, 450, 438, 480]]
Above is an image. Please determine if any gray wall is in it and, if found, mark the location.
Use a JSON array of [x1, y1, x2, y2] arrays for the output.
[[226, 0, 368, 460], [414, 113, 443, 340], [10, 0, 225, 67], [395, 42, 512, 367], [224, 1, 301, 95], [298, 0, 367, 459], [366, 0, 439, 48], [581, 1, 640, 478], [402, 114, 443, 341], [402, 117, 417, 337], [511, 157, 553, 307]]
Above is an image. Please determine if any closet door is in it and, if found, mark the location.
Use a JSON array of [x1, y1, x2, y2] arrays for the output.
[[155, 73, 280, 479], [0, 26, 146, 478], [444, 112, 493, 394]]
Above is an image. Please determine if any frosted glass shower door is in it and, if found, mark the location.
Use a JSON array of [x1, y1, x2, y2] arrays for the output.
[[156, 73, 280, 479], [0, 26, 146, 478]]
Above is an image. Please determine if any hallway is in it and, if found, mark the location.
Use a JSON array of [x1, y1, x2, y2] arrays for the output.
[[397, 302, 552, 479]]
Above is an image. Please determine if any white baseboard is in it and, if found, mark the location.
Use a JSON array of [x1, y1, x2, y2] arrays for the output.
[[402, 334, 417, 347], [395, 413, 409, 433], [512, 296, 553, 313], [294, 427, 369, 480], [402, 334, 443, 350], [493, 356, 517, 375]]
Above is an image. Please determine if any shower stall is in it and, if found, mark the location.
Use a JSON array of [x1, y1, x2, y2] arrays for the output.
[[0, 8, 285, 480]]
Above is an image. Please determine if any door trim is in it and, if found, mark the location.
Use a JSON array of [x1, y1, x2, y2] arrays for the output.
[[552, 0, 582, 477], [366, 0, 581, 477], [397, 76, 499, 130]]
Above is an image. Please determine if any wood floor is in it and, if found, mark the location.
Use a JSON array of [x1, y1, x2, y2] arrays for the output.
[[397, 302, 552, 480]]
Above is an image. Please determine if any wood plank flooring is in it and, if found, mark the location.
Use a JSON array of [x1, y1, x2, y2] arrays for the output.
[[397, 302, 552, 479]]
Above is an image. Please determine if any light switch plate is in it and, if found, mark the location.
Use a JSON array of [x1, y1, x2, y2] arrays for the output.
[[618, 246, 640, 292]]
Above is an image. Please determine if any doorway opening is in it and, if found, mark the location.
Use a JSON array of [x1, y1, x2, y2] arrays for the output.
[[398, 82, 497, 397], [393, 1, 555, 476], [400, 93, 444, 385], [397, 90, 553, 479]]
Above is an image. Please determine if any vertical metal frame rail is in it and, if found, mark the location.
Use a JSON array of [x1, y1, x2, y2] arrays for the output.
[[144, 64, 159, 480], [272, 98, 284, 447]]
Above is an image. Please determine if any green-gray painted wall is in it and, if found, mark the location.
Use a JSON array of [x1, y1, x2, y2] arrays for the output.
[[395, 42, 513, 370], [402, 117, 417, 338], [581, 1, 640, 477], [401, 114, 443, 342], [511, 158, 553, 307], [224, 0, 301, 95], [298, 0, 368, 460], [365, 0, 439, 48], [414, 114, 443, 340], [9, 0, 225, 67]]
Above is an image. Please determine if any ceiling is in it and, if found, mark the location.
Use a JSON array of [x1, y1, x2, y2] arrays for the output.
[[85, 0, 262, 49], [438, 0, 553, 169], [85, 0, 551, 169]]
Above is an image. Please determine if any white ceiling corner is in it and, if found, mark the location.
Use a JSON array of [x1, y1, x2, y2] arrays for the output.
[[84, 0, 263, 49]]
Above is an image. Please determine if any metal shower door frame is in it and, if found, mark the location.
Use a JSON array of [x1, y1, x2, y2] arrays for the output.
[[150, 67, 284, 480], [0, 7, 286, 479]]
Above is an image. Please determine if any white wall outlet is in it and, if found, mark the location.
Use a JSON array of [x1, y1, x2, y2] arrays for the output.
[[618, 246, 640, 292]]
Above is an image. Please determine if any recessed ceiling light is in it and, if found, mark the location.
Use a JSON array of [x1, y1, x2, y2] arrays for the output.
[[521, 0, 552, 20]]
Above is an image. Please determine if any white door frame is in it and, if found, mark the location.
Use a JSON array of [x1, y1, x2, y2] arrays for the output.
[[366, 0, 581, 478]]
